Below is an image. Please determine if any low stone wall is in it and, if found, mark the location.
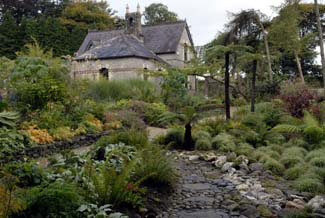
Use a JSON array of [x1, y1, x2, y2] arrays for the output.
[[1, 131, 109, 164]]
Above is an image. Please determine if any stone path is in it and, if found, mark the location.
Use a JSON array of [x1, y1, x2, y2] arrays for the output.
[[158, 155, 240, 218], [146, 126, 168, 141], [158, 151, 310, 218]]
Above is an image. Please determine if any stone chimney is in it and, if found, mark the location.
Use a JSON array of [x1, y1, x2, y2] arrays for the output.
[[125, 4, 143, 40]]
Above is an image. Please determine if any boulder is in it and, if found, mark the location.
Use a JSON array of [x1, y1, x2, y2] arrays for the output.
[[214, 156, 227, 168], [308, 196, 325, 210], [249, 163, 264, 172], [188, 155, 200, 161], [222, 162, 234, 172]]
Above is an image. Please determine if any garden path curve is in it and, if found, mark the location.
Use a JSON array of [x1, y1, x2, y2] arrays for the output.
[[157, 151, 306, 218]]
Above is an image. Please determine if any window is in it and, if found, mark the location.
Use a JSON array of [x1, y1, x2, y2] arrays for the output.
[[100, 68, 109, 80], [184, 43, 188, 62]]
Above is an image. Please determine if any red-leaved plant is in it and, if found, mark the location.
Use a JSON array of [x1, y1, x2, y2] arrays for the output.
[[280, 82, 314, 118]]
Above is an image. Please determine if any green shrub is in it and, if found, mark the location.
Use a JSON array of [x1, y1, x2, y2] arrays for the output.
[[0, 111, 19, 128], [211, 133, 236, 152], [306, 148, 325, 161], [254, 147, 281, 161], [154, 111, 185, 127], [23, 182, 83, 218], [309, 157, 325, 168], [293, 176, 324, 194], [84, 160, 144, 208], [241, 113, 265, 131], [3, 162, 45, 187], [134, 145, 175, 186], [268, 144, 284, 154], [95, 130, 148, 149], [303, 126, 324, 144], [163, 128, 184, 148], [195, 138, 212, 151], [127, 79, 159, 103], [0, 127, 30, 158], [235, 143, 254, 156], [280, 147, 307, 168], [87, 79, 130, 102], [161, 70, 188, 111], [283, 206, 314, 218], [283, 138, 307, 148], [281, 156, 304, 168], [263, 107, 283, 128], [197, 117, 227, 136], [193, 130, 212, 141], [263, 158, 285, 175], [284, 165, 308, 180]]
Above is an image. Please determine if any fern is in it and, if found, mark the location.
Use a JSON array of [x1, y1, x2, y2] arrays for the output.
[[272, 124, 301, 134], [303, 111, 319, 127]]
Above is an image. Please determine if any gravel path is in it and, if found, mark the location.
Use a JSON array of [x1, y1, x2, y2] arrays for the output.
[[158, 155, 239, 218], [157, 151, 309, 218]]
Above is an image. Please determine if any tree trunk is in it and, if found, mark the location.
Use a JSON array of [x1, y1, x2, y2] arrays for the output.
[[294, 50, 305, 84], [251, 60, 257, 113], [225, 52, 231, 120], [315, 0, 325, 87], [257, 15, 273, 82], [231, 54, 237, 78], [184, 122, 194, 150]]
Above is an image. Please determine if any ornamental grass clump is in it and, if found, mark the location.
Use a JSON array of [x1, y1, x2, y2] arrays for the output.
[[293, 175, 324, 194], [263, 157, 285, 176], [195, 138, 212, 151], [280, 147, 306, 168], [284, 164, 309, 180], [211, 132, 236, 152]]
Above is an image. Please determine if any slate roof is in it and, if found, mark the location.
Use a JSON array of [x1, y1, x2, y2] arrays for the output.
[[76, 21, 194, 61], [75, 34, 167, 64]]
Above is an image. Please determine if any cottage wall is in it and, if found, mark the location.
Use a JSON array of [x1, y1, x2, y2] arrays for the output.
[[71, 57, 161, 80], [158, 28, 194, 68]]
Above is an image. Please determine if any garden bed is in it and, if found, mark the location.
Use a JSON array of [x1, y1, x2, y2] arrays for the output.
[[0, 131, 109, 164]]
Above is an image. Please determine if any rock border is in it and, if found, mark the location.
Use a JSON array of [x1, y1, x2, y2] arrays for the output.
[[1, 131, 109, 164]]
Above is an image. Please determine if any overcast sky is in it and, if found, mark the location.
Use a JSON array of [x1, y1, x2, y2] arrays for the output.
[[109, 0, 319, 46]]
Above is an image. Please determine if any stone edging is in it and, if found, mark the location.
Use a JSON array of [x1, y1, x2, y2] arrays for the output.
[[1, 131, 109, 164]]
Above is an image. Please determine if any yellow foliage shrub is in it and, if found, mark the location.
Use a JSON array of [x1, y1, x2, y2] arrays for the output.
[[25, 125, 54, 144], [52, 127, 75, 141], [85, 114, 103, 132], [74, 126, 87, 136], [104, 120, 122, 130]]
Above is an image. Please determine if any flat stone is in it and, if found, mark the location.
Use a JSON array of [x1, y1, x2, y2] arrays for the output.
[[183, 183, 211, 191], [286, 201, 305, 210], [189, 155, 200, 161], [236, 184, 249, 191], [184, 196, 215, 203], [178, 210, 230, 218], [240, 205, 260, 218]]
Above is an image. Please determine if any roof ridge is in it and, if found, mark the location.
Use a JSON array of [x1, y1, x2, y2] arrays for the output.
[[142, 20, 186, 27], [87, 20, 187, 34]]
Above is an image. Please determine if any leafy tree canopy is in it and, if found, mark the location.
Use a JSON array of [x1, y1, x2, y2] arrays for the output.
[[60, 1, 115, 30], [144, 3, 179, 25]]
